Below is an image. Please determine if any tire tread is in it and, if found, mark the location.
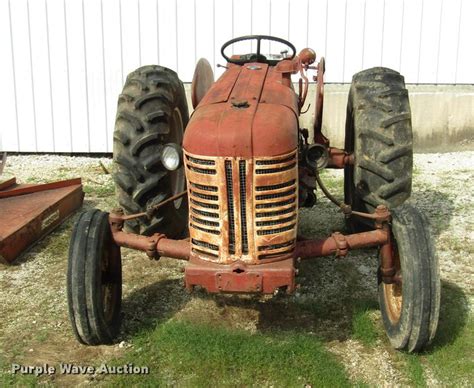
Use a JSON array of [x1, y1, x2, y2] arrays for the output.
[[344, 67, 413, 231], [113, 65, 189, 237], [67, 210, 122, 345]]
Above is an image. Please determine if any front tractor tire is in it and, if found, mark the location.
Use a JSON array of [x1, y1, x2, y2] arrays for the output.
[[113, 65, 189, 237], [67, 210, 122, 345], [344, 67, 413, 231], [379, 204, 440, 352]]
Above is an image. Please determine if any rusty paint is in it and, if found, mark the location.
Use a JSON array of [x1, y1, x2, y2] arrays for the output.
[[327, 147, 354, 168], [0, 178, 82, 199], [260, 66, 300, 117], [379, 223, 397, 283], [120, 190, 188, 221], [183, 64, 299, 158], [184, 256, 296, 294], [313, 57, 328, 145], [156, 238, 190, 260], [191, 58, 214, 109], [252, 104, 298, 156], [295, 228, 389, 259], [298, 48, 316, 65], [198, 64, 241, 106], [183, 150, 298, 266], [274, 57, 300, 74], [0, 177, 16, 191], [297, 64, 310, 111], [111, 228, 190, 260], [0, 179, 84, 263]]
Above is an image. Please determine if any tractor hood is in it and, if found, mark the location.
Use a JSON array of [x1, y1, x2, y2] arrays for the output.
[[183, 63, 299, 158]]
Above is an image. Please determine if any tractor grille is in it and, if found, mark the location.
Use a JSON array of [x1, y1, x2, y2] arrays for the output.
[[184, 150, 298, 263]]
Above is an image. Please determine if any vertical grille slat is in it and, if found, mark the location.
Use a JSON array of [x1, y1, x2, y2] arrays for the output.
[[225, 161, 236, 254], [239, 161, 248, 254]]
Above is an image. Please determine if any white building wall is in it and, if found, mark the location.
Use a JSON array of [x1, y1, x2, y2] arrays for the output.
[[0, 0, 473, 152]]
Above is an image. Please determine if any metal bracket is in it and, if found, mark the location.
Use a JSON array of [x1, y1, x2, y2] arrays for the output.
[[145, 233, 166, 260], [331, 232, 348, 257]]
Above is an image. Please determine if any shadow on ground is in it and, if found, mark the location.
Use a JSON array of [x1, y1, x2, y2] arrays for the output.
[[120, 274, 470, 353], [427, 281, 470, 351], [119, 254, 379, 343], [410, 188, 455, 238], [121, 278, 191, 337]]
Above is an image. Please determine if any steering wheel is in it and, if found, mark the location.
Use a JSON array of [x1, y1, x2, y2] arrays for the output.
[[221, 35, 296, 65]]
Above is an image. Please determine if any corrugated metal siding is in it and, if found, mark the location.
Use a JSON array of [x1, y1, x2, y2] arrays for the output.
[[0, 0, 473, 152]]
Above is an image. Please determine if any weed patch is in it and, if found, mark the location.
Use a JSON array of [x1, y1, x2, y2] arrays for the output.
[[101, 320, 352, 387], [424, 283, 473, 385], [351, 301, 379, 346]]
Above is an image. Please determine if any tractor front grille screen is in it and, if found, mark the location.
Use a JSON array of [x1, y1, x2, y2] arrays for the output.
[[239, 160, 249, 254], [225, 161, 236, 254], [184, 150, 298, 264]]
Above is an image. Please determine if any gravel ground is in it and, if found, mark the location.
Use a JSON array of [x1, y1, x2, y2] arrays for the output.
[[0, 152, 473, 386]]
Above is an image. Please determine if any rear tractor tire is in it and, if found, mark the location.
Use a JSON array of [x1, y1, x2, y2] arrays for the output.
[[113, 65, 189, 237], [379, 204, 440, 352], [344, 67, 413, 231], [67, 210, 122, 345]]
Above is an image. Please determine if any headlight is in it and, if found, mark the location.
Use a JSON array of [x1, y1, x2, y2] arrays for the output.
[[161, 144, 181, 171]]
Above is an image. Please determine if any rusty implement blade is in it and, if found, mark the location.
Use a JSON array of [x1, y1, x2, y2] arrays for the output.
[[0, 179, 84, 264], [0, 178, 82, 198], [0, 177, 16, 191]]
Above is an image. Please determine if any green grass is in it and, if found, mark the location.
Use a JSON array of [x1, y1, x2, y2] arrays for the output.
[[351, 302, 379, 346], [412, 164, 422, 177], [0, 354, 42, 387], [318, 170, 343, 193], [82, 180, 115, 198], [100, 320, 352, 387], [424, 283, 473, 385], [403, 354, 426, 387]]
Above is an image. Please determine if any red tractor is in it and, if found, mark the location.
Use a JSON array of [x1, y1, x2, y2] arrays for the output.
[[67, 35, 440, 352]]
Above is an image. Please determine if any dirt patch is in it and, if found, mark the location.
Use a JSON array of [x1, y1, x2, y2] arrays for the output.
[[327, 339, 407, 385]]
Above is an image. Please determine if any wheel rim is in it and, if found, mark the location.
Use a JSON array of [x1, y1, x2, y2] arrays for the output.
[[382, 240, 403, 324], [169, 107, 185, 209], [101, 244, 120, 323]]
